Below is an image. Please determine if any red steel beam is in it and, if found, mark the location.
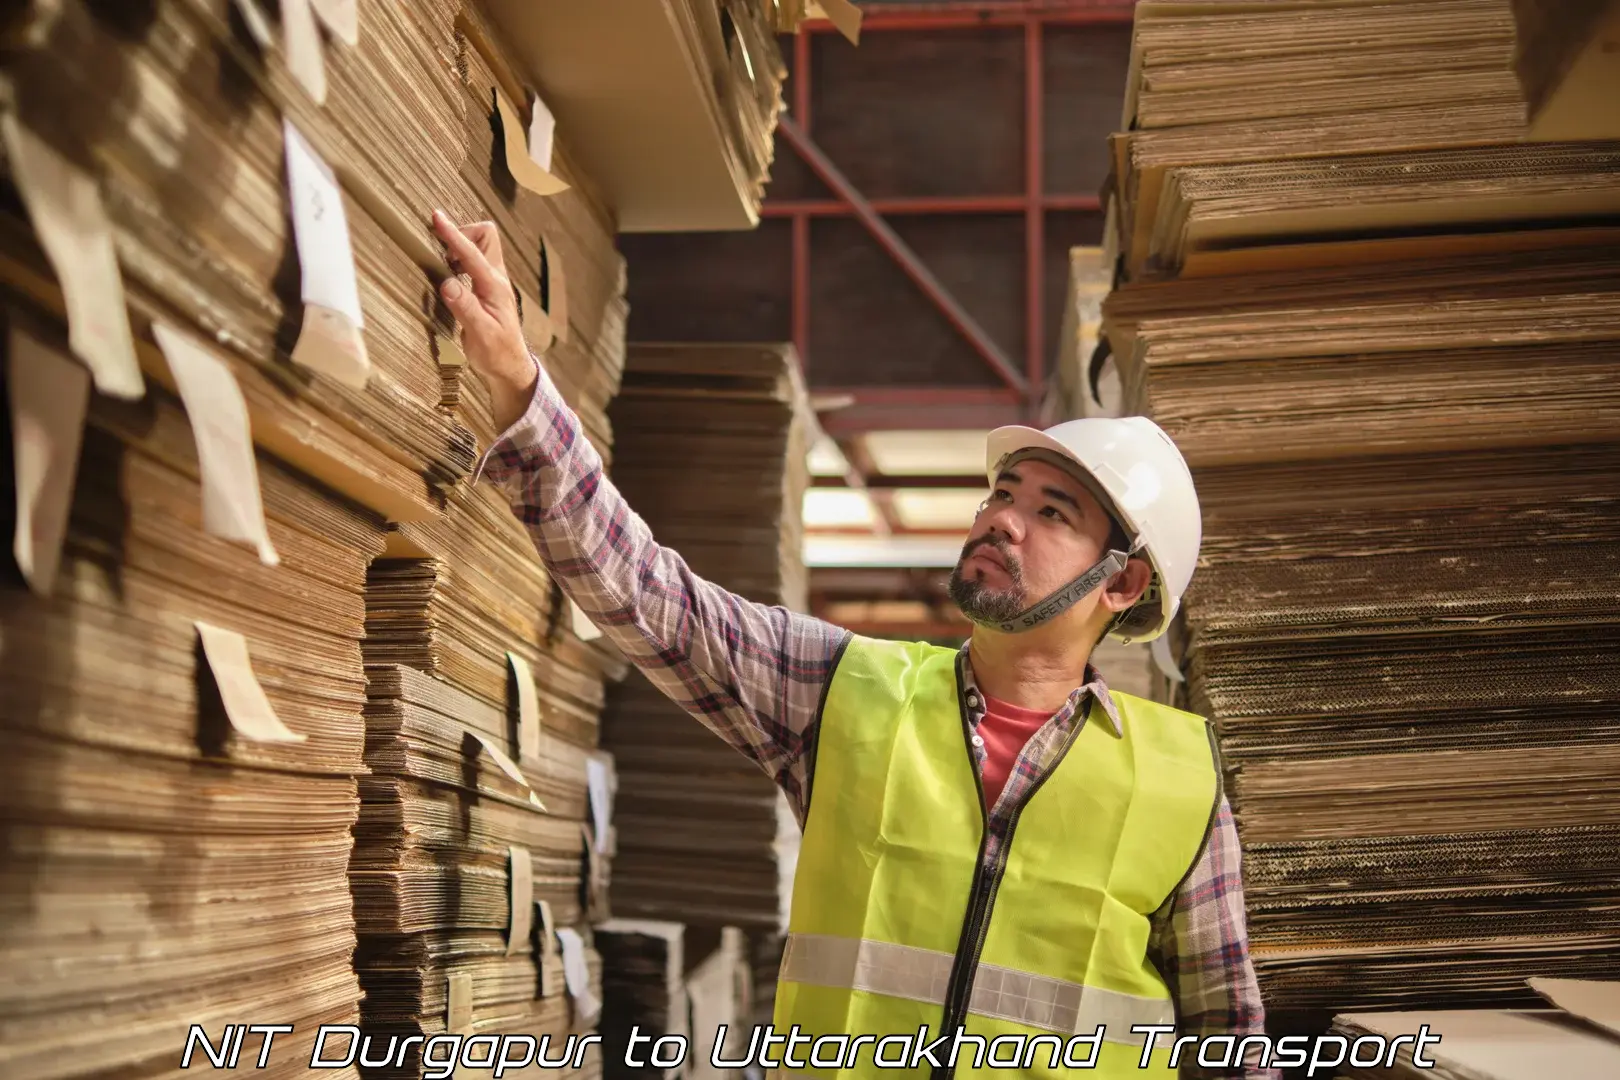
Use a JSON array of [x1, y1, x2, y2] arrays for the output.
[[817, 398, 1027, 435], [791, 29, 813, 368], [762, 193, 1102, 216], [778, 115, 1030, 398], [807, 2, 1137, 32], [816, 386, 1023, 405], [1024, 16, 1045, 411], [812, 473, 988, 489]]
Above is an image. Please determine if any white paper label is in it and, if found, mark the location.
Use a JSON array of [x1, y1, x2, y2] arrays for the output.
[[230, 0, 275, 48], [468, 731, 546, 811], [507, 846, 533, 956], [527, 89, 556, 173], [555, 928, 601, 1025], [281, 0, 328, 104], [0, 115, 143, 401], [195, 621, 307, 743], [8, 325, 90, 596], [153, 322, 279, 566], [586, 754, 613, 852], [446, 972, 472, 1032], [570, 597, 602, 642], [507, 650, 541, 762], [309, 0, 359, 47], [283, 119, 369, 388]]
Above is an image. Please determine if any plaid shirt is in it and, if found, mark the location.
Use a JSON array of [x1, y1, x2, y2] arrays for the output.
[[478, 360, 1277, 1078]]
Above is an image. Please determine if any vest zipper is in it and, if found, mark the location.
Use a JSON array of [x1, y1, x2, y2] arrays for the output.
[[931, 669, 1091, 1080]]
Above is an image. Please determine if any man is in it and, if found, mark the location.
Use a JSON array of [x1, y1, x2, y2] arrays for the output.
[[431, 211, 1278, 1079]]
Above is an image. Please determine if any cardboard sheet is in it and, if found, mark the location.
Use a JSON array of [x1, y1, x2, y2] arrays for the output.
[[283, 119, 369, 389], [506, 846, 534, 957], [309, 0, 360, 48], [195, 621, 308, 744], [569, 598, 602, 642], [555, 928, 602, 1027], [281, 0, 328, 105], [507, 650, 542, 763], [815, 0, 864, 45], [1332, 1008, 1620, 1079], [494, 87, 568, 197], [446, 972, 473, 1033], [1530, 978, 1620, 1040], [0, 115, 143, 401], [152, 321, 279, 567], [7, 324, 90, 596], [229, 0, 275, 48], [540, 237, 569, 343], [526, 88, 557, 174]]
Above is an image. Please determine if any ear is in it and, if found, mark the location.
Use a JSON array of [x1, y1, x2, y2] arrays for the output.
[[1099, 557, 1152, 613]]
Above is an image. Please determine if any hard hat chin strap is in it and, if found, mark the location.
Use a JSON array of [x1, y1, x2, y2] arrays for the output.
[[974, 547, 1132, 635]]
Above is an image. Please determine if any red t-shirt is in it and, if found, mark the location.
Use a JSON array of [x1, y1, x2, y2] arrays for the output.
[[978, 693, 1054, 808]]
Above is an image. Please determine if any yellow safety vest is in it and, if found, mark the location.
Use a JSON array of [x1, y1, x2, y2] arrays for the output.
[[771, 636, 1221, 1079]]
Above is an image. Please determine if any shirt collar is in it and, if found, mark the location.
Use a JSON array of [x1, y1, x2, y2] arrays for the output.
[[958, 641, 1125, 739]]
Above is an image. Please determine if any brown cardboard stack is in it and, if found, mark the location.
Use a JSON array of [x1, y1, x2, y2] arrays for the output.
[[594, 921, 756, 1080], [347, 8, 635, 1076], [1330, 977, 1620, 1079], [599, 343, 814, 935], [0, 2, 631, 1078], [1, 317, 380, 1080], [1105, 0, 1620, 1018], [595, 921, 691, 1080]]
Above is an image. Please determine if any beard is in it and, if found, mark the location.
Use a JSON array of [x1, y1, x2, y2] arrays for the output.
[[947, 533, 1027, 624]]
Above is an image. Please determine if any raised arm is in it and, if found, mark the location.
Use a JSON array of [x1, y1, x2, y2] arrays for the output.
[[433, 211, 849, 814]]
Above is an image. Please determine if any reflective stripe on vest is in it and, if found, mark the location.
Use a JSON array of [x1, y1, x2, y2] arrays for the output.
[[775, 635, 1220, 1078], [780, 933, 1175, 1046]]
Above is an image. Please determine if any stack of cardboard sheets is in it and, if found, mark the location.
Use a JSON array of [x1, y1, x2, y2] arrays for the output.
[[347, 8, 634, 1074], [0, 321, 383, 1080], [1329, 977, 1620, 1079], [595, 921, 691, 1080], [1104, 0, 1620, 1019], [594, 921, 756, 1080], [1112, 0, 1620, 280], [1, 1, 632, 1077], [598, 344, 814, 935]]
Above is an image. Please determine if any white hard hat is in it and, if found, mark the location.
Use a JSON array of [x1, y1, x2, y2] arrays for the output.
[[983, 415, 1202, 643]]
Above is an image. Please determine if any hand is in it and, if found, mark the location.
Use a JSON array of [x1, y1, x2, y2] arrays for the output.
[[431, 209, 538, 434]]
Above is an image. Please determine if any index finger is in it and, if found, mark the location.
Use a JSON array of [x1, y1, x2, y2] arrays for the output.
[[432, 211, 503, 299]]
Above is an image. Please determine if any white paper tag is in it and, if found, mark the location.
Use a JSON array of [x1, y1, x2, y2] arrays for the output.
[[507, 651, 541, 762], [282, 118, 369, 389], [526, 88, 556, 173], [281, 0, 328, 104], [494, 87, 568, 196], [507, 846, 533, 956], [230, 0, 275, 48], [446, 972, 473, 1033], [569, 597, 602, 642], [195, 621, 307, 743], [586, 753, 613, 853], [309, 0, 359, 47], [467, 731, 546, 811], [8, 325, 90, 596], [0, 115, 143, 401], [152, 321, 279, 566], [555, 928, 601, 1026]]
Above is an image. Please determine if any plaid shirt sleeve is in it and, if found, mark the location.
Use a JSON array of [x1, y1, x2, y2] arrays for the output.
[[474, 358, 849, 812], [1149, 796, 1280, 1080]]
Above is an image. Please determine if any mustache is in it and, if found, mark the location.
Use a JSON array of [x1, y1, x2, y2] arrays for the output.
[[960, 534, 1020, 576]]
